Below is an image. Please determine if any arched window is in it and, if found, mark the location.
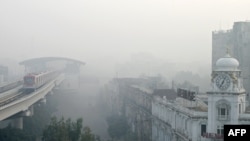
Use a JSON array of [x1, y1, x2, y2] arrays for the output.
[[216, 100, 230, 120], [218, 105, 229, 120]]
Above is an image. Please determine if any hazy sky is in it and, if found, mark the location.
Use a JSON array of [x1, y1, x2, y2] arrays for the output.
[[1, 0, 250, 77]]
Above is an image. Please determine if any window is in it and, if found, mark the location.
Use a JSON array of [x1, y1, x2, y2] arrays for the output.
[[239, 104, 241, 114], [218, 107, 229, 120], [217, 125, 224, 135], [201, 124, 206, 136], [185, 119, 187, 130]]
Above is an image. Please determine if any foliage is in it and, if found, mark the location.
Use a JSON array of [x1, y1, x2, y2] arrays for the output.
[[42, 117, 82, 141], [106, 115, 129, 140], [81, 127, 95, 141], [42, 117, 99, 141]]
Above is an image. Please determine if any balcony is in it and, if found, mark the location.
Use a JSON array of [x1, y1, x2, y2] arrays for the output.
[[239, 113, 250, 120], [217, 115, 230, 121]]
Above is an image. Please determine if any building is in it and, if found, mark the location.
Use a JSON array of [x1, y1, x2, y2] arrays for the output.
[[105, 50, 250, 141], [124, 85, 152, 141], [103, 75, 205, 141], [152, 51, 250, 141], [212, 21, 250, 100]]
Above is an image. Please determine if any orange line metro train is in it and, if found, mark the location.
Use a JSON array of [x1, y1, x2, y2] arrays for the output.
[[23, 70, 58, 90]]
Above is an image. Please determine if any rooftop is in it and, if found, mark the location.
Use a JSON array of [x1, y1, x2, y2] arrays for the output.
[[187, 106, 208, 112], [131, 85, 153, 94]]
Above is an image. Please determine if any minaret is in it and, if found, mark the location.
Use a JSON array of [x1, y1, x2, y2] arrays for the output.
[[207, 49, 246, 137]]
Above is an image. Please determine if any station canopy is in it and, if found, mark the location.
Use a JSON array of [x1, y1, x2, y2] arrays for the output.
[[19, 57, 85, 67]]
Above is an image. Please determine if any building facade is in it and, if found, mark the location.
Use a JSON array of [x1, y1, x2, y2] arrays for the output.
[[152, 88, 207, 141]]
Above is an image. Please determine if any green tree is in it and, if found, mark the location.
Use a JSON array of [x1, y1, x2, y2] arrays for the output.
[[66, 118, 83, 141], [81, 127, 95, 141], [42, 117, 99, 141]]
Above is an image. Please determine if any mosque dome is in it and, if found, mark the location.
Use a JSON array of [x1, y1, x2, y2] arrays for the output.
[[215, 52, 239, 71]]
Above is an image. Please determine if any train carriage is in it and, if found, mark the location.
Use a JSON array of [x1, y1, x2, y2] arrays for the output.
[[23, 70, 58, 90]]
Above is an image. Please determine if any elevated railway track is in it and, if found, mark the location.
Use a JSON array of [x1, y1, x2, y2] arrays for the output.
[[0, 74, 65, 121]]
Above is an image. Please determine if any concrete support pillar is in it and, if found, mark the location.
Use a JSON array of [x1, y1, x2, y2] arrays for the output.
[[23, 105, 34, 116], [11, 117, 23, 129], [23, 110, 31, 117], [30, 105, 34, 116]]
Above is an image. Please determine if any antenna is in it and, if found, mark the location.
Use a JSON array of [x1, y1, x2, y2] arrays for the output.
[[226, 46, 232, 56]]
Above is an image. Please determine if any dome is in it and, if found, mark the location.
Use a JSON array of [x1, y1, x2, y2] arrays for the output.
[[215, 53, 239, 71]]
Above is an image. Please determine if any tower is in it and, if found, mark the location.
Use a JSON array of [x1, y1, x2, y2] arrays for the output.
[[212, 21, 250, 102], [207, 50, 246, 136]]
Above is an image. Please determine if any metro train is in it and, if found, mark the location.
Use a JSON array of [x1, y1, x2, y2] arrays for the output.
[[23, 70, 58, 90]]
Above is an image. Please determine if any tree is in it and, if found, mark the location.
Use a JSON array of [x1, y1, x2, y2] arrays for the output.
[[81, 127, 95, 141], [42, 117, 99, 141]]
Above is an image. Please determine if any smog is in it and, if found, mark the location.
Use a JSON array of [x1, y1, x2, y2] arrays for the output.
[[0, 0, 250, 141]]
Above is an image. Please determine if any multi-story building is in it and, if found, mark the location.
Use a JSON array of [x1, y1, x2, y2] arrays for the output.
[[212, 21, 250, 100], [103, 76, 206, 141], [104, 51, 250, 141], [124, 85, 152, 141]]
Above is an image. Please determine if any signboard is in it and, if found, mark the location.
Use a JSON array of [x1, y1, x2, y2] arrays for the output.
[[202, 133, 223, 139], [177, 88, 195, 101]]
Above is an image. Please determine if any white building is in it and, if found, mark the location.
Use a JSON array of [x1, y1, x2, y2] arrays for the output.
[[152, 51, 250, 141]]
